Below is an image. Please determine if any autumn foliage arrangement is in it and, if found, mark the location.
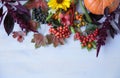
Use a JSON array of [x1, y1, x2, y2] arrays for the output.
[[0, 0, 120, 57]]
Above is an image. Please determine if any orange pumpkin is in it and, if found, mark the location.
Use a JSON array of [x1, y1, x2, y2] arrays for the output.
[[84, 0, 120, 15]]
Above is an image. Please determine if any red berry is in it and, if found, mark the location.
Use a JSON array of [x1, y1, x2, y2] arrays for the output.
[[82, 40, 86, 44], [89, 39, 92, 42]]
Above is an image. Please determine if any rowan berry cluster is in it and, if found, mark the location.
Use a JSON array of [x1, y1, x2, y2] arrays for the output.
[[74, 11, 86, 27], [49, 26, 71, 39], [74, 29, 98, 48]]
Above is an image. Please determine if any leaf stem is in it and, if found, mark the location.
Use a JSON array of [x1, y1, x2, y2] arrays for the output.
[[79, 0, 92, 23], [46, 13, 53, 21]]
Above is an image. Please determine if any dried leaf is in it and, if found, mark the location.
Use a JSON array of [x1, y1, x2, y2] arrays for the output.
[[46, 34, 65, 47], [53, 36, 64, 47], [53, 37, 59, 47], [12, 31, 26, 42], [29, 20, 39, 31], [46, 34, 53, 44], [32, 33, 48, 48], [59, 38, 64, 45], [4, 13, 14, 35], [25, 0, 48, 11]]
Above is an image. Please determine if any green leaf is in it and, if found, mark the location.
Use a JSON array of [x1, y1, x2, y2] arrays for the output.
[[87, 47, 92, 51], [85, 23, 97, 33], [70, 26, 75, 33], [81, 43, 86, 49], [35, 43, 41, 48], [91, 41, 96, 49], [46, 13, 53, 21]]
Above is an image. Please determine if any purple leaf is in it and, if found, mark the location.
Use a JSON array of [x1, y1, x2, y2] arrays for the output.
[[16, 11, 30, 22], [15, 2, 31, 17], [4, 13, 14, 35]]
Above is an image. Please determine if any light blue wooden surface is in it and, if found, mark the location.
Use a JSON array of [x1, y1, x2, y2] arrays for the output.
[[0, 1, 120, 78]]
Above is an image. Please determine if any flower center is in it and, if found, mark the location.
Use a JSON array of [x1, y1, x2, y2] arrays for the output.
[[57, 0, 63, 4]]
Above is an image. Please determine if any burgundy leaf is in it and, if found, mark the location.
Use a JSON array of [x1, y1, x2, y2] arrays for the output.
[[96, 45, 101, 57], [0, 11, 6, 24], [0, 7, 3, 17], [109, 28, 115, 39], [118, 15, 120, 28], [104, 7, 109, 17], [109, 25, 117, 39], [8, 0, 16, 3], [88, 12, 103, 21], [1, 0, 4, 3], [15, 2, 31, 17], [113, 20, 119, 30], [4, 13, 14, 35], [17, 12, 30, 22], [115, 5, 120, 14]]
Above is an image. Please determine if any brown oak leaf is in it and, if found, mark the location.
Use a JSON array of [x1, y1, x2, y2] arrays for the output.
[[46, 34, 64, 47], [31, 33, 48, 48]]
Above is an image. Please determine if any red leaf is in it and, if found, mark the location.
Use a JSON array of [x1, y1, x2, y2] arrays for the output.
[[12, 31, 26, 42], [25, 0, 48, 11]]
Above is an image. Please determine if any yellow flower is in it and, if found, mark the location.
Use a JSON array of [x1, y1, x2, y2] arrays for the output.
[[48, 0, 71, 11]]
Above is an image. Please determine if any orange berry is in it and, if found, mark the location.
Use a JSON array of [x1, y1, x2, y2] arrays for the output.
[[87, 43, 92, 48]]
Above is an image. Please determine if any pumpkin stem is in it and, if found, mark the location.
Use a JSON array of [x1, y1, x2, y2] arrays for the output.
[[79, 0, 92, 23]]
